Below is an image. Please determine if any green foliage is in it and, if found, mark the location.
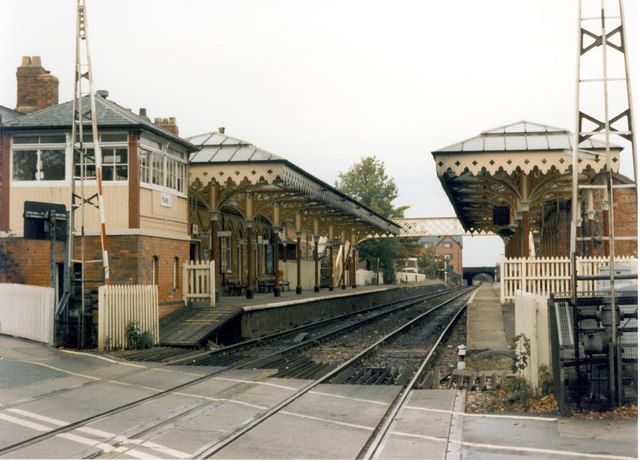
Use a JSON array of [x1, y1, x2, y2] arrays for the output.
[[0, 232, 24, 283], [335, 156, 406, 218], [538, 364, 554, 396], [125, 321, 154, 350], [335, 156, 407, 284], [500, 377, 534, 408], [511, 333, 531, 373], [417, 245, 442, 278]]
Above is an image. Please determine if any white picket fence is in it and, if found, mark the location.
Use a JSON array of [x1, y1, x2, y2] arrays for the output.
[[183, 260, 215, 307], [98, 284, 159, 352], [0, 283, 55, 345], [500, 256, 638, 303]]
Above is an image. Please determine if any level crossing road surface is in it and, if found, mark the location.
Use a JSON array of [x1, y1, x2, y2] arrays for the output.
[[0, 335, 636, 459]]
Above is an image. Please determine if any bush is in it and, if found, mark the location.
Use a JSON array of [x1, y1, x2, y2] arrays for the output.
[[500, 377, 534, 409], [125, 321, 154, 350], [538, 364, 554, 396]]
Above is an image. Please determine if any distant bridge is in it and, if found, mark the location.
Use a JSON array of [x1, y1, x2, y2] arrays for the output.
[[394, 217, 493, 238]]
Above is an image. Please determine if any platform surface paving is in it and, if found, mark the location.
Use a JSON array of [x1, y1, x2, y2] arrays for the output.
[[466, 283, 509, 351], [0, 335, 636, 459]]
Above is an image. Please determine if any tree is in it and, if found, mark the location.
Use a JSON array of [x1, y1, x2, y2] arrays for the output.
[[335, 156, 406, 284], [417, 244, 442, 279]]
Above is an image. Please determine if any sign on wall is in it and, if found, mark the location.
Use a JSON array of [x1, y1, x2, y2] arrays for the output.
[[23, 201, 67, 240], [160, 192, 172, 208]]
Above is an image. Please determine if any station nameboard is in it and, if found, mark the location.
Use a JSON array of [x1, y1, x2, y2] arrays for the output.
[[23, 201, 67, 240]]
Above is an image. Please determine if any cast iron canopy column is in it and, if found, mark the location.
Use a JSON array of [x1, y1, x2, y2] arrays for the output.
[[341, 230, 347, 290], [350, 230, 357, 288], [295, 211, 303, 294], [272, 204, 281, 297], [245, 193, 254, 299], [328, 224, 334, 291], [313, 218, 320, 292]]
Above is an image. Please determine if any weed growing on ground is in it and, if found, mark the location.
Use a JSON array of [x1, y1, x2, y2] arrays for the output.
[[125, 321, 154, 349]]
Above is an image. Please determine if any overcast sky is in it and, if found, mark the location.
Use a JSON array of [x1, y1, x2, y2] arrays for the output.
[[1, 0, 638, 266]]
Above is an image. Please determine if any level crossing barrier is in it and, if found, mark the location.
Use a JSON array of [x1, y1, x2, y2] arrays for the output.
[[0, 283, 55, 345], [97, 284, 159, 351], [183, 260, 216, 307], [500, 256, 637, 303]]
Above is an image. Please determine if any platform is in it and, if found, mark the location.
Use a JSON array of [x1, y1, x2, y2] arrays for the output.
[[159, 284, 398, 347], [466, 283, 509, 351]]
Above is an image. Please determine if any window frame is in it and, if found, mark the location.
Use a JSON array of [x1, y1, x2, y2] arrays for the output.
[[10, 133, 69, 187], [73, 132, 129, 185], [139, 137, 187, 197]]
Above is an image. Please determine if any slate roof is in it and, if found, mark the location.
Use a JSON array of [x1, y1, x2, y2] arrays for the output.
[[419, 235, 463, 248], [435, 121, 622, 153], [1, 95, 197, 150], [187, 131, 283, 163], [0, 105, 24, 123]]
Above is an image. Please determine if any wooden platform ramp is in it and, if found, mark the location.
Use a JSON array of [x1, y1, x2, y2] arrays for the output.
[[159, 303, 242, 347]]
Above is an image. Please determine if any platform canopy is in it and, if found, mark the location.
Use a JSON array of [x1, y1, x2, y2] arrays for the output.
[[432, 121, 622, 255], [187, 130, 400, 239]]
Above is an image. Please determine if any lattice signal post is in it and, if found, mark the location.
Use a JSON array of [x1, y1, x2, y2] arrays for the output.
[[570, 0, 637, 406], [68, 0, 111, 348]]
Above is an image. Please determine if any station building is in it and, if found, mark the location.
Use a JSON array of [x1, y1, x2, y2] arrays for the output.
[[0, 56, 399, 316], [432, 121, 637, 259]]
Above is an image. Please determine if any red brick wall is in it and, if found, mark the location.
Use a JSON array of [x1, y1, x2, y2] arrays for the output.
[[137, 236, 189, 317], [538, 184, 637, 258], [435, 236, 463, 276], [0, 235, 190, 316]]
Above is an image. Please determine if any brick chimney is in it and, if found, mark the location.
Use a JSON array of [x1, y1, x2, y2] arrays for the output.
[[154, 117, 179, 136], [16, 56, 59, 114]]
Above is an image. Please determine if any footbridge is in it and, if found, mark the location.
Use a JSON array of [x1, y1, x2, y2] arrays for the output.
[[393, 217, 493, 238]]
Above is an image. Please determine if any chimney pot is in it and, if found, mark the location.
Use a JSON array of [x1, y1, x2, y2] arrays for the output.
[[139, 108, 147, 117], [21, 56, 31, 65], [96, 89, 109, 99], [31, 56, 42, 66], [218, 126, 225, 134], [169, 117, 176, 124]]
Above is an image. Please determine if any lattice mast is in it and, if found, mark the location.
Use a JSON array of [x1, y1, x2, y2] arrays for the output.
[[69, 0, 111, 346], [570, 0, 637, 404]]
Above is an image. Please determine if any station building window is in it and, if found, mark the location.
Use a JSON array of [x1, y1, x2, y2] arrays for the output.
[[11, 134, 66, 182], [443, 242, 453, 248], [152, 256, 159, 285], [139, 137, 187, 194], [173, 257, 179, 289], [72, 132, 129, 181]]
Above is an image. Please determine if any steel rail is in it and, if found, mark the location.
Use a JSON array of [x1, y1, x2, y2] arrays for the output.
[[356, 290, 472, 459], [0, 287, 462, 457], [194, 287, 475, 458], [0, 287, 452, 414], [80, 287, 465, 458], [171, 286, 453, 365], [203, 288, 464, 369]]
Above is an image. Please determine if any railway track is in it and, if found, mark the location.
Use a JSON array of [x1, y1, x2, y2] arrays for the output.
[[193, 286, 475, 458], [0, 286, 466, 457], [0, 286, 450, 415]]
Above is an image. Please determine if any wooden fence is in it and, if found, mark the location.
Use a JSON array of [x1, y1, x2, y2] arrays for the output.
[[0, 283, 55, 345], [98, 284, 159, 351], [183, 260, 215, 307], [500, 256, 637, 303]]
